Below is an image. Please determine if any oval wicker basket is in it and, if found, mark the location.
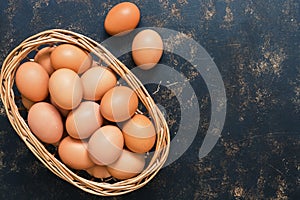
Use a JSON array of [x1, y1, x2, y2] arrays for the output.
[[0, 29, 170, 196]]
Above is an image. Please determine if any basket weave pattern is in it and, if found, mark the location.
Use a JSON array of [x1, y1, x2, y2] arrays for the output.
[[0, 29, 170, 196]]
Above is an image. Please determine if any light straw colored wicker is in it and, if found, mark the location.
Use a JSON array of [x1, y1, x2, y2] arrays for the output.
[[0, 29, 170, 196]]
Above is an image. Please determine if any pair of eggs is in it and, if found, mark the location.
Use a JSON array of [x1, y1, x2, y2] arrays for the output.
[[104, 2, 164, 70]]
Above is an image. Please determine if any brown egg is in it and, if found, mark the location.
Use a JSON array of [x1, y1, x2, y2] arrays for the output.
[[122, 114, 156, 153], [107, 150, 145, 180], [88, 125, 124, 165], [28, 102, 63, 144], [21, 95, 35, 110], [50, 96, 70, 117], [100, 86, 138, 122], [49, 68, 83, 110], [104, 2, 140, 36], [86, 165, 111, 179], [50, 44, 92, 74], [34, 46, 55, 75], [81, 66, 117, 101], [66, 101, 103, 139], [132, 29, 163, 70], [15, 61, 49, 102], [58, 136, 95, 170]]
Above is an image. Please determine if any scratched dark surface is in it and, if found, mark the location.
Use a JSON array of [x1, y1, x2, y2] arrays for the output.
[[0, 0, 299, 199]]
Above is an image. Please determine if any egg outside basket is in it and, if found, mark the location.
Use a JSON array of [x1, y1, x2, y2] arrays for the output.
[[0, 29, 170, 196]]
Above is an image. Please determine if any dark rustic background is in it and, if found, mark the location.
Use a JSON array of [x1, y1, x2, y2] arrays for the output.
[[0, 0, 299, 199]]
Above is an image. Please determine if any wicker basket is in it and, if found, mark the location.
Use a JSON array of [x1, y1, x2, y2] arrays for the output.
[[0, 29, 170, 196]]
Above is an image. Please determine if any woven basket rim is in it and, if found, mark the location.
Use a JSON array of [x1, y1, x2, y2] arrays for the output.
[[0, 29, 170, 196]]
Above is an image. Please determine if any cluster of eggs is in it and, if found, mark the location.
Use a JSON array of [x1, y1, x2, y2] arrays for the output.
[[15, 1, 164, 181], [104, 2, 164, 70], [16, 43, 156, 180]]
